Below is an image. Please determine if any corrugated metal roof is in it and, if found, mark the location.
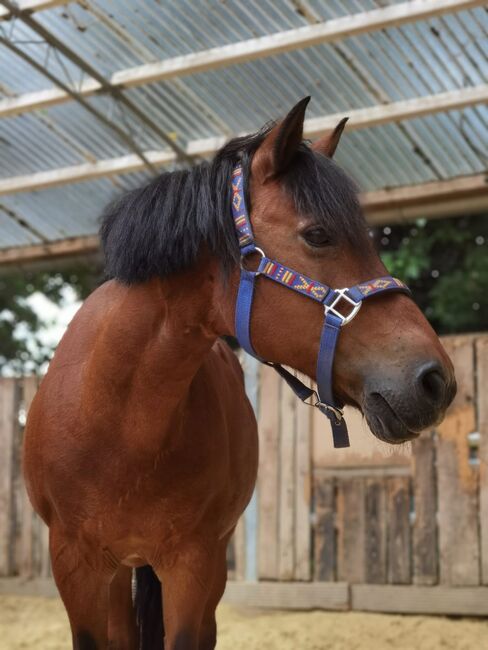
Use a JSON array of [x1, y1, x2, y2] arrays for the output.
[[0, 0, 486, 250]]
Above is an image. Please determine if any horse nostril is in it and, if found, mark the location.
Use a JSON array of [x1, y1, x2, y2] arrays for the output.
[[418, 362, 447, 407]]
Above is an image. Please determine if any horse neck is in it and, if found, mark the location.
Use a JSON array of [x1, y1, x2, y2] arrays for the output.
[[84, 259, 232, 429]]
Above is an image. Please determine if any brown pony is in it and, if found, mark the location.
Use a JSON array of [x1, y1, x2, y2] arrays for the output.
[[23, 99, 455, 650]]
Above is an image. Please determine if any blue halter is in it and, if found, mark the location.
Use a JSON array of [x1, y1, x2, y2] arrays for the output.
[[231, 164, 412, 448]]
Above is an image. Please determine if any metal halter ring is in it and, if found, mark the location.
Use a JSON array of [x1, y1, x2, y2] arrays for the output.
[[324, 288, 362, 326], [305, 391, 344, 423], [315, 401, 344, 423], [240, 247, 265, 274]]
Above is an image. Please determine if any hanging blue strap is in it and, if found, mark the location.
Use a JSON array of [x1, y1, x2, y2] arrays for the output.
[[235, 268, 260, 359], [316, 313, 350, 448], [235, 267, 316, 402]]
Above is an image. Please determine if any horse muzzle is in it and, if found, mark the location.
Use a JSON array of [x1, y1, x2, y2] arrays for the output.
[[362, 360, 457, 444]]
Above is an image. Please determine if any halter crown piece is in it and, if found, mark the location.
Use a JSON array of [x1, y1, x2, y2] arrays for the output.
[[232, 164, 411, 448]]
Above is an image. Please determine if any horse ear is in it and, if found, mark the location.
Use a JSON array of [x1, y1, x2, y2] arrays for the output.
[[252, 96, 310, 181], [312, 117, 348, 158]]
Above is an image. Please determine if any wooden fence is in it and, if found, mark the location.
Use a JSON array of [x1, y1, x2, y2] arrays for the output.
[[1, 334, 488, 615]]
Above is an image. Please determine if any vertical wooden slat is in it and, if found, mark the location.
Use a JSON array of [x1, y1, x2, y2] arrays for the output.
[[11, 379, 24, 575], [412, 435, 437, 585], [0, 378, 17, 576], [336, 478, 365, 583], [257, 365, 280, 580], [226, 532, 236, 579], [476, 336, 488, 584], [365, 478, 387, 584], [40, 525, 51, 577], [437, 337, 479, 586], [32, 514, 45, 577], [19, 376, 38, 578], [387, 476, 411, 584], [278, 385, 296, 580], [233, 518, 246, 581], [294, 398, 311, 581], [314, 477, 335, 582]]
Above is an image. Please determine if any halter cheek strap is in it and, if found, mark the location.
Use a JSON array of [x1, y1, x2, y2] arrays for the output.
[[232, 164, 411, 448]]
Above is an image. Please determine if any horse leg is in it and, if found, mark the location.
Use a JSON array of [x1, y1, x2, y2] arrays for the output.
[[50, 527, 111, 649], [108, 566, 139, 650], [198, 538, 229, 650], [155, 541, 218, 650]]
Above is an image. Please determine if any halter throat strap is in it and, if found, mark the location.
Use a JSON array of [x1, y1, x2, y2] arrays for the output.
[[231, 164, 411, 448]]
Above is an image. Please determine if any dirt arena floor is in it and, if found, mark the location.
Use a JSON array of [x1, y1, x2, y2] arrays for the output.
[[1, 594, 488, 649]]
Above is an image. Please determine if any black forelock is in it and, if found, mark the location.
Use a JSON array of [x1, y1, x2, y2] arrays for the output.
[[281, 144, 366, 246], [100, 125, 365, 284]]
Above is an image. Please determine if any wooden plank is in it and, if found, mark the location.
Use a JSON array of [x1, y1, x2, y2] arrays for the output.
[[412, 435, 438, 585], [32, 514, 46, 577], [0, 0, 69, 20], [224, 580, 349, 611], [363, 173, 488, 210], [313, 404, 412, 469], [306, 85, 488, 136], [0, 151, 176, 195], [476, 335, 488, 584], [313, 477, 335, 582], [257, 365, 280, 580], [352, 584, 488, 616], [367, 194, 488, 225], [114, 1, 484, 88], [316, 466, 411, 478], [294, 397, 312, 581], [11, 379, 24, 575], [336, 478, 366, 583], [19, 376, 38, 578], [190, 85, 488, 157], [233, 518, 246, 582], [278, 384, 296, 580], [364, 478, 387, 584], [436, 336, 479, 586], [0, 236, 100, 266], [0, 378, 17, 576], [40, 523, 51, 578], [387, 476, 412, 584], [6, 85, 483, 192]]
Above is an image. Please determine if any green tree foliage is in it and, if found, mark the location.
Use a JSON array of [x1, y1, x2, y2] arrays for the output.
[[379, 214, 487, 334], [0, 265, 100, 374]]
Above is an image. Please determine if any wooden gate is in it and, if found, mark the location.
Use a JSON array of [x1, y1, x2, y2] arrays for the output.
[[227, 333, 488, 614], [1, 334, 488, 614]]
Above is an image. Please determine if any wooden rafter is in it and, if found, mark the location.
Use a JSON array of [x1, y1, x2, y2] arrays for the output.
[[1, 86, 487, 196], [0, 0, 484, 119], [0, 235, 100, 265], [1, 174, 486, 265], [0, 0, 68, 20]]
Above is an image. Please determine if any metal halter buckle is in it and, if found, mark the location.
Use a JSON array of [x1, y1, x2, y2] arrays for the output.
[[305, 391, 344, 424], [240, 247, 265, 274], [324, 288, 362, 325]]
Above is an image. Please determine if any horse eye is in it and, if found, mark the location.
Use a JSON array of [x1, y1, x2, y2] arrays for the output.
[[302, 227, 331, 248]]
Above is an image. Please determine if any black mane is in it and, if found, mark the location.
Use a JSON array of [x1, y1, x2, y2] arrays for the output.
[[100, 127, 365, 284]]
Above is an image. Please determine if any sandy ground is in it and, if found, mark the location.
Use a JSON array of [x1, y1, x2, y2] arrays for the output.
[[1, 595, 488, 650]]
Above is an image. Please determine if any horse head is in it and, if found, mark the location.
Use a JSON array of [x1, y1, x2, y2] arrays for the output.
[[219, 97, 456, 444]]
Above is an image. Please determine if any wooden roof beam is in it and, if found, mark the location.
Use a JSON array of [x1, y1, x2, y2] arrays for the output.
[[1, 174, 487, 265], [0, 0, 69, 20], [0, 235, 100, 265], [0, 0, 484, 118], [1, 85, 487, 196]]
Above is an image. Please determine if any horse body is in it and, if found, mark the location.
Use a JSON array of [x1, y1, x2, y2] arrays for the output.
[[23, 97, 456, 649], [24, 270, 258, 649]]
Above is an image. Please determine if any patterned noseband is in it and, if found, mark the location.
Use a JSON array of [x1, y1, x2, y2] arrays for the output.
[[232, 164, 411, 448]]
